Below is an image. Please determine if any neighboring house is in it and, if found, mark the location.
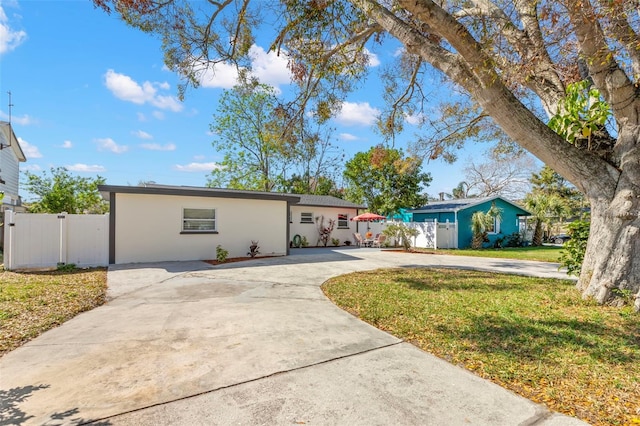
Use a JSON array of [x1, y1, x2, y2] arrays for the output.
[[0, 121, 27, 250], [290, 195, 366, 246], [99, 184, 300, 264], [0, 121, 27, 212], [410, 196, 530, 249]]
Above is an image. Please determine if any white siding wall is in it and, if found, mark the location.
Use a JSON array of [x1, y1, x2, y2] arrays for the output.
[[114, 194, 288, 264], [0, 131, 21, 202], [289, 206, 360, 246]]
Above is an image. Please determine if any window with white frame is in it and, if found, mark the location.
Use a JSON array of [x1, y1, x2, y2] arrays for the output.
[[182, 208, 216, 232], [337, 213, 349, 228], [488, 217, 501, 234], [300, 212, 314, 223]]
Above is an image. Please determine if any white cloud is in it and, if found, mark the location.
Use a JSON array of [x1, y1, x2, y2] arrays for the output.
[[193, 155, 206, 161], [173, 162, 222, 172], [140, 143, 176, 151], [133, 130, 153, 140], [197, 61, 243, 90], [393, 47, 405, 57], [61, 140, 73, 148], [0, 5, 27, 55], [364, 48, 380, 67], [339, 133, 359, 141], [95, 137, 128, 154], [248, 45, 292, 87], [405, 112, 426, 126], [22, 164, 41, 172], [335, 101, 380, 126], [17, 137, 42, 158], [0, 111, 34, 125], [104, 69, 183, 112], [137, 112, 147, 122], [152, 111, 165, 120], [197, 44, 292, 90], [66, 163, 106, 173]]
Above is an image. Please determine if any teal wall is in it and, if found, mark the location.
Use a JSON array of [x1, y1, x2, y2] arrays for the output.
[[414, 198, 528, 248]]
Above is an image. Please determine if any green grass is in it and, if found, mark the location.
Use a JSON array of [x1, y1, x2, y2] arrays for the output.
[[322, 268, 640, 425], [0, 268, 108, 356], [409, 245, 563, 263]]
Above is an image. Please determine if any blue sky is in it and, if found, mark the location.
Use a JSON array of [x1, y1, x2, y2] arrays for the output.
[[0, 0, 479, 202]]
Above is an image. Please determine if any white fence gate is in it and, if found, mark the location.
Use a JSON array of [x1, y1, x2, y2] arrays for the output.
[[436, 220, 457, 249], [3, 211, 109, 270]]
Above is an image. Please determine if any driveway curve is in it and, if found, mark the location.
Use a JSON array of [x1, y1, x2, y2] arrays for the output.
[[0, 248, 585, 425]]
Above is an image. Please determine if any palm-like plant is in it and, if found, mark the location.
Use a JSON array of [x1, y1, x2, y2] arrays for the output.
[[470, 204, 503, 249], [524, 192, 568, 246]]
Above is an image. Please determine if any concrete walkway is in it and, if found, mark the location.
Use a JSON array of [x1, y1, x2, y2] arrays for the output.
[[0, 249, 586, 425]]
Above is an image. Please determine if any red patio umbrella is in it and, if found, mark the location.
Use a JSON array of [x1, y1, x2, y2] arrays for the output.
[[350, 212, 386, 222]]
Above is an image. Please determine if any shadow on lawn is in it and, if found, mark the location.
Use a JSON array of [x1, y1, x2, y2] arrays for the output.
[[0, 384, 112, 426], [439, 314, 640, 365]]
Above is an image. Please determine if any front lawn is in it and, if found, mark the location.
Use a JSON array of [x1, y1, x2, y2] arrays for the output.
[[409, 245, 563, 263], [322, 268, 639, 426], [0, 268, 108, 356]]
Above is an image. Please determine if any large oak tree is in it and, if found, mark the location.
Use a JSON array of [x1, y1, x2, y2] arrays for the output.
[[94, 0, 640, 310]]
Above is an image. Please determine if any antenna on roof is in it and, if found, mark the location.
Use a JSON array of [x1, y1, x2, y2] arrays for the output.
[[7, 91, 13, 124]]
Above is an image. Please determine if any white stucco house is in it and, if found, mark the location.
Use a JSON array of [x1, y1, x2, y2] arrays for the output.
[[290, 194, 366, 247], [0, 121, 27, 212], [98, 184, 368, 264], [99, 184, 300, 264]]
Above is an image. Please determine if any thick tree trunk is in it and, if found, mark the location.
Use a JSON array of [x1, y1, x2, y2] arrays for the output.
[[578, 125, 640, 310]]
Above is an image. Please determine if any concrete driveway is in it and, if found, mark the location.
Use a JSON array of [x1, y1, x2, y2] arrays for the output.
[[0, 248, 586, 425]]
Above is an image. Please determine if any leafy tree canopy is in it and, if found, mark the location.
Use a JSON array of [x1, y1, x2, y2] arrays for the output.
[[23, 167, 108, 214], [344, 144, 431, 216]]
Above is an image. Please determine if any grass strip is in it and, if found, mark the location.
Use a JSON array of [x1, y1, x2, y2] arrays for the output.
[[0, 268, 108, 356], [322, 268, 639, 425]]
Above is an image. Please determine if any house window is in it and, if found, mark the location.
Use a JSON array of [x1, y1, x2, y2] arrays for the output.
[[338, 214, 349, 229], [182, 208, 216, 232], [301, 212, 314, 224], [488, 217, 501, 234]]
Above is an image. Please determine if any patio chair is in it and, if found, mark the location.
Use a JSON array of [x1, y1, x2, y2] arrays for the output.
[[371, 234, 386, 248], [353, 233, 364, 247]]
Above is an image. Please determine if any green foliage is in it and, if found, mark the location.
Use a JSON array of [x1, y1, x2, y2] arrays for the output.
[[56, 263, 77, 272], [216, 245, 229, 263], [470, 204, 502, 249], [382, 223, 419, 251], [208, 82, 287, 192], [331, 237, 340, 247], [343, 145, 431, 216], [505, 232, 524, 248], [23, 167, 108, 214], [548, 80, 611, 146], [300, 236, 309, 247], [559, 220, 590, 276]]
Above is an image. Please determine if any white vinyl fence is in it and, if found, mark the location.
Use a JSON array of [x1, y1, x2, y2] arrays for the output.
[[361, 221, 438, 249], [3, 211, 109, 270]]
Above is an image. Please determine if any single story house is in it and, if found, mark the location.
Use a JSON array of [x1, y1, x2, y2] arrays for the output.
[[410, 196, 531, 248], [289, 194, 366, 247], [99, 184, 368, 264], [99, 184, 300, 264]]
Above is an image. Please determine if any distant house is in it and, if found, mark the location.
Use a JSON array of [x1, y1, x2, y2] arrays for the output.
[[410, 196, 530, 249], [289, 195, 366, 246], [0, 121, 27, 250], [0, 121, 27, 212]]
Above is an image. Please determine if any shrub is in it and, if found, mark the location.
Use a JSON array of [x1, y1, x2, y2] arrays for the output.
[[300, 236, 309, 247], [331, 237, 340, 246], [382, 223, 419, 251], [505, 232, 524, 247], [559, 220, 590, 276], [216, 244, 229, 263]]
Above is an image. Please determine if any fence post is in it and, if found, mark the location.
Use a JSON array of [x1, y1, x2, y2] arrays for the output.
[[58, 213, 68, 266], [4, 210, 14, 270]]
